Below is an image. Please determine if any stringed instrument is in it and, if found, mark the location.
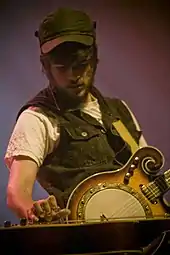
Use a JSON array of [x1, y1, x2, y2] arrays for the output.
[[66, 146, 170, 222]]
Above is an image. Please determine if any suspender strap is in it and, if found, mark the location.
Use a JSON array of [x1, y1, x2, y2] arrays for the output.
[[112, 119, 139, 154]]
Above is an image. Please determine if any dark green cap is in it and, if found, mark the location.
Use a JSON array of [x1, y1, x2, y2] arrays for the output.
[[36, 8, 95, 54]]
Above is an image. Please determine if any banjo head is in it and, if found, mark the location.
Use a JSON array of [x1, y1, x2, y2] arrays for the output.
[[76, 182, 153, 222]]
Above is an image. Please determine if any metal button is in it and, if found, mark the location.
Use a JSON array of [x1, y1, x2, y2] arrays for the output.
[[81, 131, 88, 137]]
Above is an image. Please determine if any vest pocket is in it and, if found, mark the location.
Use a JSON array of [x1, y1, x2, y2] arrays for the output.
[[64, 125, 101, 141]]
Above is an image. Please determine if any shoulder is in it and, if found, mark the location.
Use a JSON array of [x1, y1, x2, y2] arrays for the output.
[[104, 96, 138, 126], [104, 97, 132, 113], [5, 107, 60, 168], [16, 107, 59, 131], [104, 96, 125, 106]]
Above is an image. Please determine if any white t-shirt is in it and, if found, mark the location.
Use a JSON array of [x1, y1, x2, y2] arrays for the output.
[[4, 98, 147, 169]]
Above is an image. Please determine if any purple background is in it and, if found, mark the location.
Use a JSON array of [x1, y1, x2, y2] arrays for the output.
[[0, 0, 170, 224]]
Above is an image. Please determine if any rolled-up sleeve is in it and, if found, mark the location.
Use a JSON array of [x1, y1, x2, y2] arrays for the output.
[[4, 109, 60, 169]]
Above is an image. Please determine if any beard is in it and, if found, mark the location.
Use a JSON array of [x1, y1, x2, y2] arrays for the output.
[[49, 65, 95, 110]]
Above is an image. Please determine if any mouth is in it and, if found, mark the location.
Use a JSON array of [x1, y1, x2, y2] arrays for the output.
[[68, 83, 84, 89], [67, 84, 86, 96]]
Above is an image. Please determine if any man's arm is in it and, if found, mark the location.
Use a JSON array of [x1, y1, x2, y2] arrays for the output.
[[7, 156, 39, 219], [5, 108, 70, 221], [5, 108, 60, 220], [7, 155, 70, 221]]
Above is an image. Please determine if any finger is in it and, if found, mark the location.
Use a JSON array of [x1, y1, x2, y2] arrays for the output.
[[48, 195, 61, 219], [48, 195, 60, 213], [41, 200, 52, 222], [27, 208, 39, 223], [33, 202, 45, 218], [53, 209, 71, 220], [41, 200, 51, 215]]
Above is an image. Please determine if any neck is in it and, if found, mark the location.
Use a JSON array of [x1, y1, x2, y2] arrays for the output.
[[83, 92, 96, 105]]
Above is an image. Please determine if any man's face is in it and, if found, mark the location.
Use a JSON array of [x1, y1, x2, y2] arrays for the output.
[[47, 42, 96, 100]]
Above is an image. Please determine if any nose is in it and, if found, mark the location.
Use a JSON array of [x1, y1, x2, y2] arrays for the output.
[[66, 67, 81, 83]]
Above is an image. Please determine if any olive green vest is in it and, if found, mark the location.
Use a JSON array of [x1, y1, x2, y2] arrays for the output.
[[17, 87, 141, 207]]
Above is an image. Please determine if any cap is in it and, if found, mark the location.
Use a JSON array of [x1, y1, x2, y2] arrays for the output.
[[35, 8, 96, 54]]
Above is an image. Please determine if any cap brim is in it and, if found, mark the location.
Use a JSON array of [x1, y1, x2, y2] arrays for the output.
[[41, 35, 93, 54]]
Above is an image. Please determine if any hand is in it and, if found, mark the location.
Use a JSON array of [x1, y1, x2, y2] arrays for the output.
[[27, 195, 70, 223]]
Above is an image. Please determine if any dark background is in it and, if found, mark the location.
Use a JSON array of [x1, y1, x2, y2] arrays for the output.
[[0, 0, 170, 224]]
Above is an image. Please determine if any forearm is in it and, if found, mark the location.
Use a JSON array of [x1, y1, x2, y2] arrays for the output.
[[7, 184, 34, 218], [6, 156, 38, 218]]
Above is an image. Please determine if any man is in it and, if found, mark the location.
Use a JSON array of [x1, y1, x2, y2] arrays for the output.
[[5, 8, 147, 222]]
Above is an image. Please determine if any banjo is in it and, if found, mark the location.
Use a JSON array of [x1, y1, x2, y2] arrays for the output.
[[66, 146, 170, 223]]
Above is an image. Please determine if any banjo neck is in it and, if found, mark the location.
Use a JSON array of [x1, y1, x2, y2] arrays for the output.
[[140, 169, 170, 204]]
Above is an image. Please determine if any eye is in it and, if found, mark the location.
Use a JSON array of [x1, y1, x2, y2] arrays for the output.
[[53, 64, 64, 68], [52, 64, 67, 71], [73, 61, 88, 70], [78, 63, 87, 69]]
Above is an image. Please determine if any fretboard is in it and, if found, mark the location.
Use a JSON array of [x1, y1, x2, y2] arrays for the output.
[[140, 169, 170, 204]]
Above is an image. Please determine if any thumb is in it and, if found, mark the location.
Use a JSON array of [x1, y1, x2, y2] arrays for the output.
[[53, 208, 71, 220]]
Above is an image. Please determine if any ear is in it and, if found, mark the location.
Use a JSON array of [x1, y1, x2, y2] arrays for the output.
[[40, 55, 54, 82], [40, 55, 52, 77], [40, 54, 51, 71], [40, 54, 45, 66], [40, 55, 45, 74]]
